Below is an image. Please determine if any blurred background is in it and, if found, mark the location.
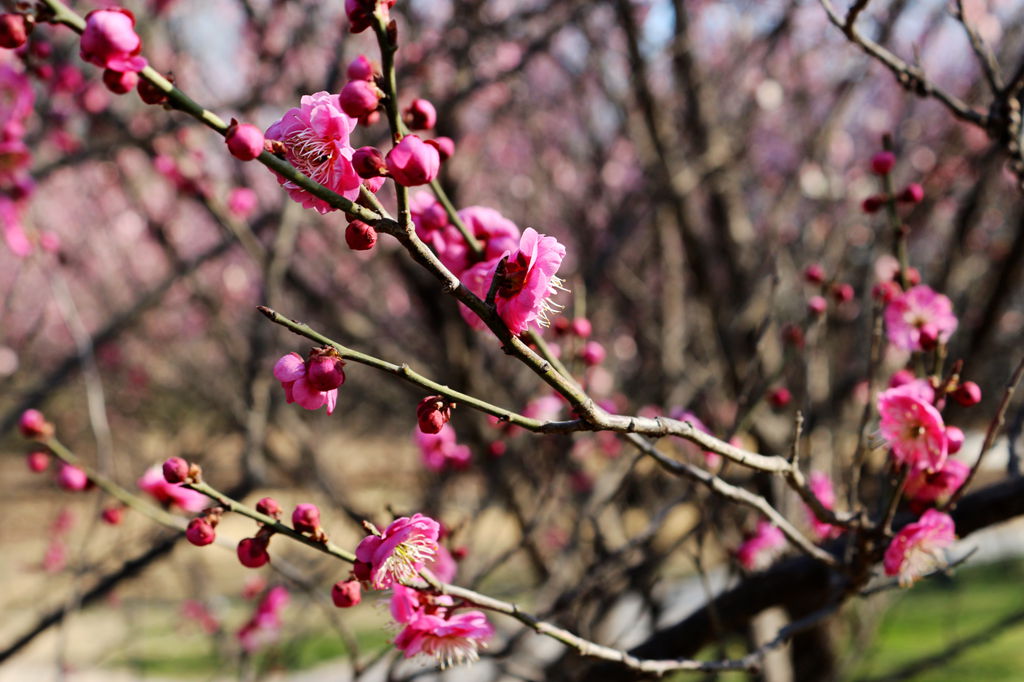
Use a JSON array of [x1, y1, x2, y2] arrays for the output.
[[2, 0, 1024, 679]]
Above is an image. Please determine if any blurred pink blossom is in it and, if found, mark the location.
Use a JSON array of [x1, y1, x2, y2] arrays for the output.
[[883, 509, 955, 587], [737, 520, 785, 570], [884, 285, 958, 351], [415, 424, 471, 472], [137, 465, 207, 512]]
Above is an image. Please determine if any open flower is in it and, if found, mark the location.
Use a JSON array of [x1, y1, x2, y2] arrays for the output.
[[415, 424, 471, 471], [877, 384, 947, 471], [884, 285, 958, 351], [394, 611, 494, 669], [884, 509, 956, 587], [737, 520, 786, 570], [460, 227, 566, 335], [904, 458, 969, 507], [264, 92, 362, 213], [355, 514, 440, 589]]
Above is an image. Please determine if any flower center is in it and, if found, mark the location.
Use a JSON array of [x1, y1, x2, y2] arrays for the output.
[[285, 128, 335, 182]]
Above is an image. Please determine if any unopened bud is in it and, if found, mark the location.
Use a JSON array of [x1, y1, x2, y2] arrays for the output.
[[331, 580, 361, 607], [804, 263, 825, 284], [102, 68, 138, 95], [256, 496, 283, 519], [403, 98, 436, 131], [306, 348, 346, 391], [345, 220, 378, 251], [292, 503, 320, 534], [870, 151, 895, 175], [162, 457, 190, 484], [899, 183, 924, 203], [186, 517, 216, 546], [225, 119, 264, 161], [768, 387, 792, 409], [346, 54, 374, 81], [0, 14, 28, 49], [416, 395, 451, 434], [237, 536, 270, 568], [56, 464, 89, 492], [861, 195, 885, 213], [27, 451, 50, 473], [340, 80, 380, 119], [426, 136, 455, 161], [352, 146, 386, 179], [953, 381, 982, 406]]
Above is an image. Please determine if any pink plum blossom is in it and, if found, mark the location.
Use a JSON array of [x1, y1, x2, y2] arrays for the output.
[[227, 187, 258, 218], [237, 586, 289, 652], [883, 509, 956, 587], [884, 285, 958, 351], [904, 459, 969, 507], [80, 9, 147, 73], [354, 513, 440, 589], [137, 465, 207, 512], [273, 352, 341, 415], [737, 520, 786, 570], [264, 92, 362, 213], [460, 227, 566, 335], [394, 611, 495, 668], [804, 472, 842, 541], [415, 424, 471, 472], [877, 384, 948, 471]]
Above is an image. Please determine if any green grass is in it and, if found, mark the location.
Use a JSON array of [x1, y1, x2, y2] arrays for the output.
[[854, 559, 1024, 680]]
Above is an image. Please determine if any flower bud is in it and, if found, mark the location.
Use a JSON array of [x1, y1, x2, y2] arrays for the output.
[[80, 8, 146, 73], [386, 135, 440, 186], [256, 497, 283, 519], [306, 348, 346, 391], [102, 68, 138, 94], [803, 263, 825, 284], [186, 517, 216, 546], [899, 183, 924, 203], [782, 323, 805, 349], [571, 318, 592, 338], [807, 295, 827, 317], [101, 506, 124, 525], [946, 425, 965, 454], [340, 80, 380, 118], [346, 54, 374, 81], [871, 151, 895, 175], [19, 409, 53, 439], [352, 146, 386, 178], [861, 195, 885, 213], [417, 395, 451, 434], [237, 536, 270, 568], [162, 456, 190, 483], [225, 119, 264, 161], [426, 136, 454, 161], [345, 0, 375, 33], [906, 267, 921, 286], [292, 503, 320, 534], [345, 220, 378, 251], [137, 76, 168, 105], [768, 387, 792, 408], [27, 451, 50, 473], [831, 282, 854, 304], [0, 14, 29, 49], [352, 560, 371, 582], [57, 464, 89, 491], [872, 280, 901, 303], [581, 341, 606, 367], [953, 381, 982, 406], [403, 98, 436, 131], [331, 580, 361, 608]]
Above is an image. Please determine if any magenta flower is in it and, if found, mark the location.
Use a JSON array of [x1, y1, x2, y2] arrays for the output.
[[737, 520, 785, 570], [394, 611, 495, 668], [884, 285, 958, 351], [415, 424, 471, 472], [264, 92, 362, 213], [273, 351, 342, 415], [460, 227, 566, 335], [386, 134, 440, 187], [237, 586, 289, 652], [884, 509, 956, 587], [805, 472, 842, 541], [904, 459, 969, 507], [877, 384, 948, 471], [80, 9, 147, 73], [137, 465, 207, 512], [355, 513, 440, 589]]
